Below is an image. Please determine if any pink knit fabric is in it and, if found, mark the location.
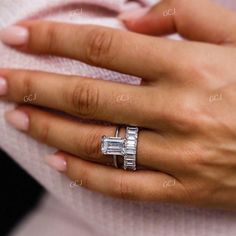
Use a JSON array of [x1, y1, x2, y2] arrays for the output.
[[0, 1, 236, 236]]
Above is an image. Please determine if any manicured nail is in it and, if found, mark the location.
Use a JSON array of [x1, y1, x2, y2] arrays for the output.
[[118, 8, 150, 21], [0, 76, 7, 96], [0, 25, 29, 46], [44, 154, 67, 172], [5, 110, 29, 131]]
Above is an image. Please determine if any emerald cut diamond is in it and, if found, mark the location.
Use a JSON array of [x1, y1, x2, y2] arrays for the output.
[[101, 126, 139, 171], [101, 136, 125, 156]]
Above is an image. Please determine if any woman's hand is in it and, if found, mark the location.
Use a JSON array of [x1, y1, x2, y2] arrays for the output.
[[0, 0, 236, 210]]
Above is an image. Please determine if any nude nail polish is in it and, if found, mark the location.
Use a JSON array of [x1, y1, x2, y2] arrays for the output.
[[44, 154, 67, 172], [5, 110, 29, 131], [0, 76, 7, 96], [0, 26, 29, 46]]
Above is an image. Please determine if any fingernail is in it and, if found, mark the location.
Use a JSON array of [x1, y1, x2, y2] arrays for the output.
[[0, 76, 7, 96], [44, 154, 67, 172], [5, 110, 29, 131], [118, 8, 150, 21], [0, 25, 29, 46]]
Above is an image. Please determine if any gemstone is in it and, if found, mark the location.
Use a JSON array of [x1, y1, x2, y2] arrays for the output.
[[101, 136, 125, 156], [123, 155, 136, 170], [125, 148, 136, 155], [126, 140, 136, 147]]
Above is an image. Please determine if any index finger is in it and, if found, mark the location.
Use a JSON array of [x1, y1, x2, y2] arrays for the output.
[[1, 21, 180, 81]]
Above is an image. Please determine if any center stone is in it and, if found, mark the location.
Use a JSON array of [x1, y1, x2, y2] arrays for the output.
[[101, 136, 125, 156]]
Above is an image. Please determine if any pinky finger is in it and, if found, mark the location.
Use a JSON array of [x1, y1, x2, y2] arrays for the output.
[[44, 151, 186, 202]]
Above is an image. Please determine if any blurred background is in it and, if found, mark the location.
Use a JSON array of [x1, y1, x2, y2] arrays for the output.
[[0, 149, 44, 236]]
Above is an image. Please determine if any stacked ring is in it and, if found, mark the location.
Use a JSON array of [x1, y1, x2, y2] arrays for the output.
[[101, 126, 139, 171]]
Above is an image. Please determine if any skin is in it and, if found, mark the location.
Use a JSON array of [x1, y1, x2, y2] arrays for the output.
[[1, 0, 236, 209]]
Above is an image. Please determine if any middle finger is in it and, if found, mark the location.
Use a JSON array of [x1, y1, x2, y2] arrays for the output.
[[1, 69, 170, 130]]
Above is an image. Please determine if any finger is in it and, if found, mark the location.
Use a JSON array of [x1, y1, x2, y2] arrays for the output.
[[0, 20, 183, 81], [1, 69, 171, 129], [5, 106, 184, 173], [44, 151, 186, 202], [119, 0, 236, 45]]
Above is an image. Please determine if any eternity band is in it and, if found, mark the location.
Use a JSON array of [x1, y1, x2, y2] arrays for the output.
[[123, 127, 139, 171]]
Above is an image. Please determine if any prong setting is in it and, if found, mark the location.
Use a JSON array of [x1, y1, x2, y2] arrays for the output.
[[101, 126, 139, 171]]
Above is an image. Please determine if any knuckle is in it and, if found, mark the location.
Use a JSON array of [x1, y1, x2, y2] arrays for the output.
[[167, 102, 204, 133], [114, 173, 135, 200], [191, 148, 221, 169], [82, 129, 102, 158], [184, 58, 210, 84], [7, 70, 38, 102], [36, 120, 51, 143], [178, 111, 201, 132], [183, 145, 206, 166], [20, 71, 35, 100], [183, 109, 210, 134], [68, 82, 99, 118], [85, 27, 117, 66], [41, 23, 58, 52]]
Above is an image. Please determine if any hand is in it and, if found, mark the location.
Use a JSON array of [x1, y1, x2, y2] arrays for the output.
[[0, 0, 236, 210]]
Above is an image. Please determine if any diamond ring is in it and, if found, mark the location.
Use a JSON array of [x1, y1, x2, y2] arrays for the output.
[[101, 126, 139, 171]]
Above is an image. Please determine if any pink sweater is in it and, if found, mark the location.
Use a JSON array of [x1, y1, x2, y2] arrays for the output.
[[0, 1, 235, 235]]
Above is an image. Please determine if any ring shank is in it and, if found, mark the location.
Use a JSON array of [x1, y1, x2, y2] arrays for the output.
[[113, 127, 120, 168]]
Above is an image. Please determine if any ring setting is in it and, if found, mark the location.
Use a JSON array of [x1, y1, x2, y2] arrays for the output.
[[101, 126, 139, 171]]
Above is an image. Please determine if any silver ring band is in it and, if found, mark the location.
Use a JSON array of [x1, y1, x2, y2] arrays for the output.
[[113, 127, 120, 168]]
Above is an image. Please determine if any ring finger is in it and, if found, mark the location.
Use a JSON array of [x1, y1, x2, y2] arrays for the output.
[[5, 106, 183, 173]]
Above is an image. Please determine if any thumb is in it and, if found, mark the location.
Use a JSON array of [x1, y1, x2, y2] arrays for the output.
[[119, 0, 236, 45]]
